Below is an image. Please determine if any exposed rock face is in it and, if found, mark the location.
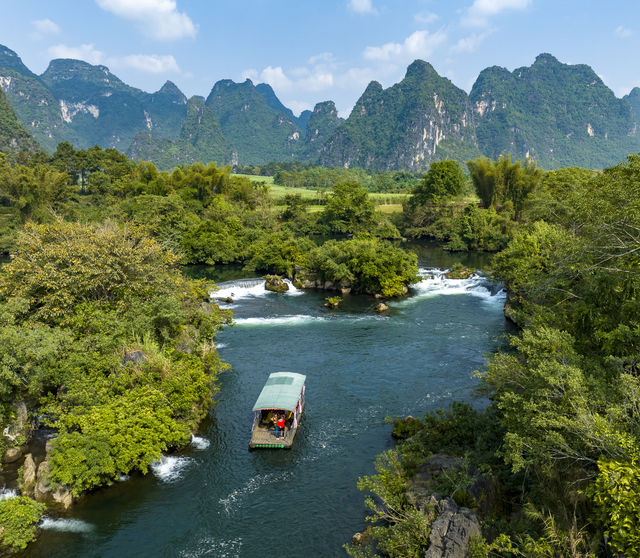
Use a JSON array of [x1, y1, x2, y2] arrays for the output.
[[22, 453, 36, 497], [2, 401, 32, 462], [2, 446, 22, 463], [320, 61, 477, 171], [34, 460, 73, 509], [424, 496, 481, 558], [470, 53, 639, 169], [264, 275, 289, 293], [122, 350, 146, 366]]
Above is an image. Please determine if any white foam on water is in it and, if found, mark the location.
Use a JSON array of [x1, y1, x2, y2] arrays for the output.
[[40, 518, 94, 533], [212, 279, 266, 302], [218, 471, 293, 516], [212, 278, 306, 303], [397, 268, 505, 307], [0, 487, 17, 501], [233, 314, 326, 327], [283, 278, 304, 296], [150, 456, 193, 482], [191, 434, 210, 450], [214, 342, 227, 349], [116, 473, 130, 482], [180, 536, 243, 558]]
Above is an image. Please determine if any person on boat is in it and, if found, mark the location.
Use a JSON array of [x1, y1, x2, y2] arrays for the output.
[[276, 414, 285, 438]]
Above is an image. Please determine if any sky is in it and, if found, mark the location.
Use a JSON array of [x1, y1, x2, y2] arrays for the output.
[[0, 0, 639, 118]]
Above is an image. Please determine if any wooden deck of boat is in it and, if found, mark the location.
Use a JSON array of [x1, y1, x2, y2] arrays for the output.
[[249, 426, 297, 449]]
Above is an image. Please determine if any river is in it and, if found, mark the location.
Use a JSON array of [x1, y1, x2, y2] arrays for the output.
[[19, 245, 508, 558]]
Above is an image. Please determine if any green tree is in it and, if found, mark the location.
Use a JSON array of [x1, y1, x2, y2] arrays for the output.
[[410, 159, 466, 206], [319, 180, 376, 234], [468, 154, 542, 219], [0, 497, 45, 552]]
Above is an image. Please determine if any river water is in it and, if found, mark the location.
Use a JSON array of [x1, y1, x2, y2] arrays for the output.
[[19, 245, 508, 558]]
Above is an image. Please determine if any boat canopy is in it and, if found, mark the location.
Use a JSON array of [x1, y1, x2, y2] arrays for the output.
[[252, 372, 306, 412]]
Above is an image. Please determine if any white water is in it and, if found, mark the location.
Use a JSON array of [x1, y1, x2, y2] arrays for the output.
[[190, 435, 210, 450], [212, 278, 303, 303], [150, 456, 193, 482], [395, 267, 505, 308], [0, 487, 17, 500], [233, 314, 325, 326], [40, 518, 94, 533]]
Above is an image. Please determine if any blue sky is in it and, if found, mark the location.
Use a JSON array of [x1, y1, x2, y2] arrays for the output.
[[1, 0, 639, 117]]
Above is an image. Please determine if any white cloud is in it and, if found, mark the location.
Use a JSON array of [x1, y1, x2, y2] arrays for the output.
[[48, 43, 105, 65], [47, 44, 181, 75], [414, 11, 438, 25], [349, 0, 377, 14], [287, 100, 313, 116], [260, 66, 292, 90], [463, 0, 531, 27], [363, 30, 446, 62], [451, 31, 492, 53], [615, 25, 633, 38], [32, 18, 60, 35], [308, 52, 335, 65], [119, 54, 180, 74], [96, 0, 197, 40], [257, 66, 334, 93]]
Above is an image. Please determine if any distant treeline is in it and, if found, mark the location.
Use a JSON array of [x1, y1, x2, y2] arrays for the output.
[[234, 162, 422, 192]]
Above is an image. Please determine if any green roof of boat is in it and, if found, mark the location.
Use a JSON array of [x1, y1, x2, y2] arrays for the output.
[[252, 372, 306, 412]]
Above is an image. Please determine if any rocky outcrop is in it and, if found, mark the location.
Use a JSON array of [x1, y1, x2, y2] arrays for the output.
[[424, 496, 481, 558], [122, 350, 146, 366], [34, 460, 73, 509], [264, 275, 289, 293], [374, 302, 389, 313], [445, 265, 474, 280], [2, 446, 22, 464], [3, 401, 31, 444], [21, 453, 36, 497]]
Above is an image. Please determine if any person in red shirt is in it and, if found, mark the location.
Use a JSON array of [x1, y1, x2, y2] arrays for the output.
[[276, 414, 285, 438]]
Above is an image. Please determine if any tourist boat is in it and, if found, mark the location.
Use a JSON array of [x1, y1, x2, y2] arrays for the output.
[[249, 372, 306, 449]]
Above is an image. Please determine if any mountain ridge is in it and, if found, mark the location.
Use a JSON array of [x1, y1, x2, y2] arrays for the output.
[[0, 43, 638, 170]]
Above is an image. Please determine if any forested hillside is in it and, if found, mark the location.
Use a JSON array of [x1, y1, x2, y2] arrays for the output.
[[1, 44, 639, 171]]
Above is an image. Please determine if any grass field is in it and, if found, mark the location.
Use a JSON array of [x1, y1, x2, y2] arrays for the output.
[[235, 174, 408, 214]]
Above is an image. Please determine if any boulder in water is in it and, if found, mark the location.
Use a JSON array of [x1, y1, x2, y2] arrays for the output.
[[374, 302, 389, 313], [324, 296, 342, 309], [445, 264, 474, 280], [264, 275, 289, 293]]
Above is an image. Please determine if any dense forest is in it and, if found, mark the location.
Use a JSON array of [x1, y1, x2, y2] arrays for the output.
[[1, 138, 639, 556]]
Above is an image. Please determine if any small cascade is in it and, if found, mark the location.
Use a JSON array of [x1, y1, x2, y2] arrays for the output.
[[191, 434, 210, 450], [397, 267, 505, 306], [212, 279, 266, 302], [150, 456, 193, 482], [283, 278, 304, 296], [0, 487, 18, 501]]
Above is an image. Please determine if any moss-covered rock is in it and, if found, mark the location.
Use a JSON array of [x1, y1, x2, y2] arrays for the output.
[[264, 275, 289, 293]]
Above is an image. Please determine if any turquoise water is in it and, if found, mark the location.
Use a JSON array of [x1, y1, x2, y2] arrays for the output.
[[20, 246, 507, 558]]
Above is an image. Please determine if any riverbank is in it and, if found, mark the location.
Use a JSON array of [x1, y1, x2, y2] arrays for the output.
[[13, 245, 506, 557]]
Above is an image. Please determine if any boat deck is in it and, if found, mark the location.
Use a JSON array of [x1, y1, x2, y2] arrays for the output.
[[249, 426, 297, 449]]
